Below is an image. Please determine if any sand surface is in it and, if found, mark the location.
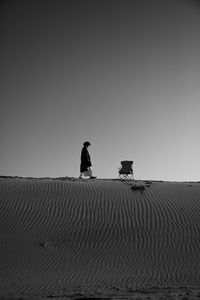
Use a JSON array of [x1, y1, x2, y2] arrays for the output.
[[0, 177, 200, 300]]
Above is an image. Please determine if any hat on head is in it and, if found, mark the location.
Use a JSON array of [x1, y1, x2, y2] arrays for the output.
[[83, 141, 91, 146]]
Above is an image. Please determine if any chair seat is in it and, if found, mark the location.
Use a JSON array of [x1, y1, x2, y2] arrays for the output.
[[119, 170, 133, 175]]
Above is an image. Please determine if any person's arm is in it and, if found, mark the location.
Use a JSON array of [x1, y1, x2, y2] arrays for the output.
[[86, 149, 92, 166]]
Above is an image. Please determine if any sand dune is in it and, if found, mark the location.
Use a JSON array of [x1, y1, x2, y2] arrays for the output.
[[0, 177, 200, 299]]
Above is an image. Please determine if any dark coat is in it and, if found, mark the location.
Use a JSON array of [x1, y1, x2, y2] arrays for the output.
[[80, 147, 92, 172]]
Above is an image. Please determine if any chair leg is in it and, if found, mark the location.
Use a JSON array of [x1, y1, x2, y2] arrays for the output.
[[118, 174, 134, 180]]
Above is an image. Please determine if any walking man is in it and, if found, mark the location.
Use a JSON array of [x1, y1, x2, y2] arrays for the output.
[[79, 141, 96, 179]]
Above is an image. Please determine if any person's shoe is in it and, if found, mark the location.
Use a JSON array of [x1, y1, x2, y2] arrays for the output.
[[90, 176, 96, 179]]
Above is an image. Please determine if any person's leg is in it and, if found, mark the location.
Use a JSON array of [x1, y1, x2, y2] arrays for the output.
[[88, 168, 92, 177], [81, 168, 96, 179], [88, 168, 96, 179]]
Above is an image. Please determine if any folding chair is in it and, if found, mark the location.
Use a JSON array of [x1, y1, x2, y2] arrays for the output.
[[118, 160, 134, 180]]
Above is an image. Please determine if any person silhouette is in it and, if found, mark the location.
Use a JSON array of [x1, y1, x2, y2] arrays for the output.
[[79, 141, 96, 179]]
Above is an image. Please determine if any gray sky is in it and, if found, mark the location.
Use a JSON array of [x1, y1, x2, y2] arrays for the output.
[[1, 0, 200, 180]]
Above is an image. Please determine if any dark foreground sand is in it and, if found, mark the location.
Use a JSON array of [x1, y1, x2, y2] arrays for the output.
[[0, 177, 200, 300]]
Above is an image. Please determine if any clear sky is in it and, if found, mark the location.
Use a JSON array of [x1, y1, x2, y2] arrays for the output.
[[1, 0, 200, 181]]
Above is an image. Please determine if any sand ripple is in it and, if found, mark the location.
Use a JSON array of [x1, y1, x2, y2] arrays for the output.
[[0, 178, 200, 298]]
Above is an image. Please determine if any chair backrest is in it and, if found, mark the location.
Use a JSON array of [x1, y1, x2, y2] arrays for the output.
[[119, 160, 133, 174]]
